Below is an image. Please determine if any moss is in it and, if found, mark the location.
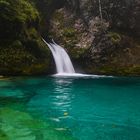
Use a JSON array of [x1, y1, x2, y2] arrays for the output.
[[63, 28, 76, 38], [0, 38, 52, 75], [108, 32, 122, 44], [87, 65, 140, 76], [22, 62, 50, 75], [70, 48, 87, 59]]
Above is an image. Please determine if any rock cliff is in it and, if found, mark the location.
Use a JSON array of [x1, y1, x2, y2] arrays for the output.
[[49, 0, 140, 76]]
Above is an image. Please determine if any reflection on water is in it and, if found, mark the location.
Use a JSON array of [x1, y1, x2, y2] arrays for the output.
[[51, 78, 74, 113]]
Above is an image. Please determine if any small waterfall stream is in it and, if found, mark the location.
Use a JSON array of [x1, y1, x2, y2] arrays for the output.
[[43, 39, 106, 77], [43, 39, 75, 74]]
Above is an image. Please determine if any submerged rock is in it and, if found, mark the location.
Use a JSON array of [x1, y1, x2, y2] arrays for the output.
[[0, 108, 76, 140]]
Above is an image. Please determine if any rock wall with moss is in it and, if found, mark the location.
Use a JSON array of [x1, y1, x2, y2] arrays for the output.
[[0, 0, 52, 75], [48, 0, 140, 76]]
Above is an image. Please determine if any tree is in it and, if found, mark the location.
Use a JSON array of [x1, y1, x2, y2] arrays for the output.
[[98, 0, 103, 21]]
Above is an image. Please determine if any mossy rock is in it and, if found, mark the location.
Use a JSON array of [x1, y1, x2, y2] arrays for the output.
[[70, 47, 88, 59]]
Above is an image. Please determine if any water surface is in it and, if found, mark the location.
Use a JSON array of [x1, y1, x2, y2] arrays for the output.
[[0, 76, 140, 140]]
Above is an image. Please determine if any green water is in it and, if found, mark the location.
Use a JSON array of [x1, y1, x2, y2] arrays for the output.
[[0, 76, 140, 140]]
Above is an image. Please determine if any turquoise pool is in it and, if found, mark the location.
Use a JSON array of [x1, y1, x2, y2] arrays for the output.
[[0, 76, 140, 140]]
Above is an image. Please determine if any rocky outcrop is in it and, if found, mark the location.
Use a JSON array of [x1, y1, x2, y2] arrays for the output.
[[66, 0, 140, 37], [49, 0, 140, 76], [82, 32, 140, 76]]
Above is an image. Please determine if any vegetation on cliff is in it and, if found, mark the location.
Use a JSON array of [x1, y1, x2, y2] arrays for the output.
[[0, 0, 52, 75]]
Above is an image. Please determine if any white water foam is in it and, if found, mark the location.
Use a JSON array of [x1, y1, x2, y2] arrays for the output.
[[53, 73, 110, 78]]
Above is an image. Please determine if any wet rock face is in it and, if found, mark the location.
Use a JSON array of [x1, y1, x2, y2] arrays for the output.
[[49, 0, 140, 76]]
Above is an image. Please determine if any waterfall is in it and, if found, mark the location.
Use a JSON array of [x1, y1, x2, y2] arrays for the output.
[[43, 39, 106, 77], [43, 39, 75, 74]]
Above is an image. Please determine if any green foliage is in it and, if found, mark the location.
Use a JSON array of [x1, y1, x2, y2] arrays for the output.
[[0, 0, 39, 22], [0, 0, 39, 39], [0, 0, 52, 75], [62, 28, 78, 48], [0, 38, 52, 75]]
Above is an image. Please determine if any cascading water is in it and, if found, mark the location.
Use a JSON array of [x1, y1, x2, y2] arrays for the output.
[[43, 39, 107, 77], [43, 39, 75, 75]]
